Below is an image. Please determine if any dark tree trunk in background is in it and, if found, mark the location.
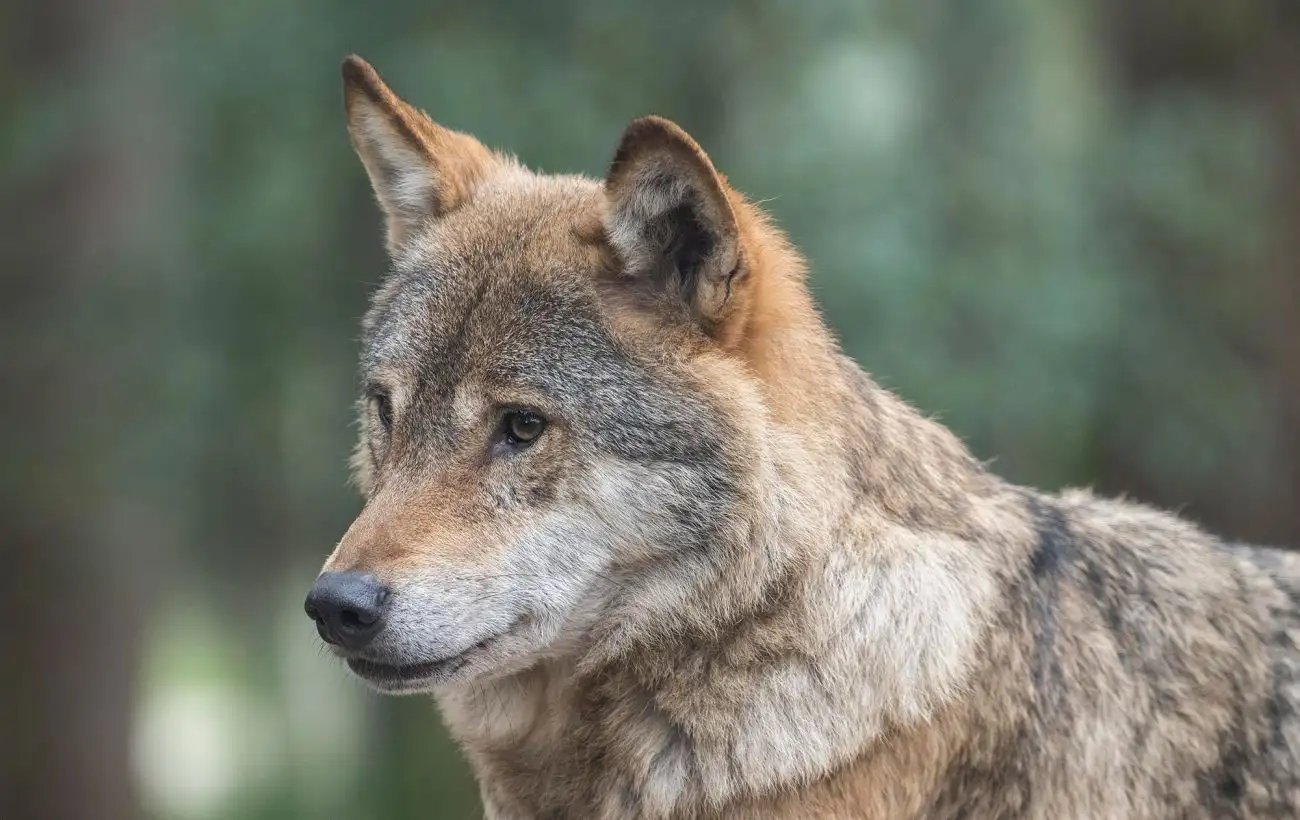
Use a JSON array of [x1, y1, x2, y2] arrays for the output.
[[1259, 6, 1300, 548], [1, 1, 169, 817], [1099, 0, 1300, 547]]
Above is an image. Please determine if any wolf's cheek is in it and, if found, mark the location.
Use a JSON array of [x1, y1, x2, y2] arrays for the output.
[[356, 512, 617, 678]]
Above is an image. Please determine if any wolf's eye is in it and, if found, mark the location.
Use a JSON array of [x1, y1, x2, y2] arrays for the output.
[[372, 392, 393, 431], [503, 410, 546, 446]]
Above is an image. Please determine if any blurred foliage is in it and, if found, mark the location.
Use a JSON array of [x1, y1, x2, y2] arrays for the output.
[[3, 0, 1299, 818]]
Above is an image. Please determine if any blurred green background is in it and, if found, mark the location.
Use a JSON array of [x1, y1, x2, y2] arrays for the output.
[[4, 1, 1299, 818]]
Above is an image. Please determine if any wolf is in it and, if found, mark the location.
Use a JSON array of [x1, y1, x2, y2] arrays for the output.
[[304, 55, 1300, 819]]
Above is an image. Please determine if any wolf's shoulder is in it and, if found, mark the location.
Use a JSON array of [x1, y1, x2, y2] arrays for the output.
[[1009, 488, 1300, 815], [1014, 486, 1292, 692]]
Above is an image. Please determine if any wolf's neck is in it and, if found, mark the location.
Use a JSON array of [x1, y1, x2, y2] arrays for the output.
[[741, 243, 998, 534], [585, 348, 1019, 809]]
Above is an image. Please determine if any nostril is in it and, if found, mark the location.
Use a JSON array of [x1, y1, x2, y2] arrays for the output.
[[304, 603, 323, 624], [340, 607, 377, 629]]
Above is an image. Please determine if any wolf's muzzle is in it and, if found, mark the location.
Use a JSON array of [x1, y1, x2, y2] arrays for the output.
[[304, 571, 391, 650]]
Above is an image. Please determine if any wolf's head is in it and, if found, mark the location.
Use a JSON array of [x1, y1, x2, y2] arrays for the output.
[[306, 56, 820, 694]]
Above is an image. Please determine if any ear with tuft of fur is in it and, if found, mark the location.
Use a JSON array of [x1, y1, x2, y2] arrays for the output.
[[341, 55, 498, 252], [603, 116, 744, 333]]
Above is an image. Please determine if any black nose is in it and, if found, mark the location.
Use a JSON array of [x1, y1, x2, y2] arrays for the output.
[[304, 572, 391, 650]]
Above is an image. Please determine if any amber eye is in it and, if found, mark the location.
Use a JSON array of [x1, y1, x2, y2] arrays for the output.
[[372, 392, 393, 431], [503, 410, 546, 446]]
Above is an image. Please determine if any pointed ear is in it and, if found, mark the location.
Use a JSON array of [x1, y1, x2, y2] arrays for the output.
[[603, 116, 744, 331], [341, 55, 498, 252]]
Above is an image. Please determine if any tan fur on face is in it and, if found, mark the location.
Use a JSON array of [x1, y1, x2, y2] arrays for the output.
[[324, 57, 1300, 819], [324, 472, 510, 579]]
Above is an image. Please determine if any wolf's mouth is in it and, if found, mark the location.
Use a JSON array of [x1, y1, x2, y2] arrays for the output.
[[347, 653, 470, 685], [345, 621, 522, 690]]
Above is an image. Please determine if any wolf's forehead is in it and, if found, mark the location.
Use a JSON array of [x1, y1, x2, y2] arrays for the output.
[[360, 255, 617, 400], [366, 265, 594, 355], [426, 170, 606, 274], [359, 173, 620, 386]]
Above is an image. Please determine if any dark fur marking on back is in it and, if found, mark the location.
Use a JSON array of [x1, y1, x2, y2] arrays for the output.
[[1024, 494, 1071, 721]]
